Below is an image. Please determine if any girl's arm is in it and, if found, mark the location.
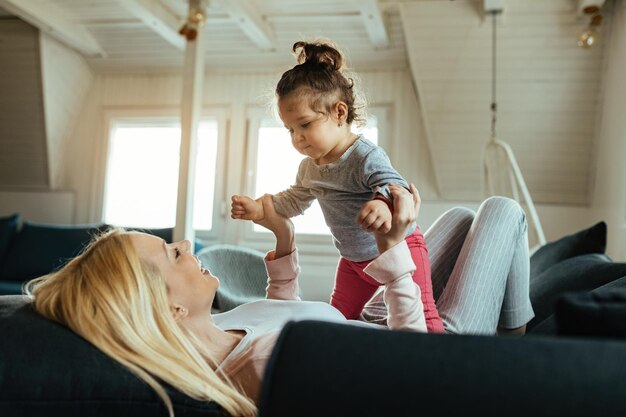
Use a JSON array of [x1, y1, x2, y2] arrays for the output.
[[364, 184, 427, 332], [362, 147, 410, 201], [253, 195, 300, 301], [272, 161, 316, 218], [358, 147, 411, 234]]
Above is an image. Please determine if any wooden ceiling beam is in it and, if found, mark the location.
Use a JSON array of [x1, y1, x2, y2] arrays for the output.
[[360, 0, 389, 49], [117, 0, 185, 50], [576, 0, 606, 17], [0, 0, 106, 57], [221, 0, 275, 50]]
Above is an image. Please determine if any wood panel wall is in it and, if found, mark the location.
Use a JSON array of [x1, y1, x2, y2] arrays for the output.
[[400, 0, 607, 204], [40, 34, 94, 189], [0, 19, 48, 188]]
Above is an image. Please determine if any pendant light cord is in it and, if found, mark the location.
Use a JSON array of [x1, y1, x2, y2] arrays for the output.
[[490, 11, 498, 140]]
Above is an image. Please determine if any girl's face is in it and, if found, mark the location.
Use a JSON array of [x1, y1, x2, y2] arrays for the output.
[[278, 93, 348, 164], [131, 233, 219, 317]]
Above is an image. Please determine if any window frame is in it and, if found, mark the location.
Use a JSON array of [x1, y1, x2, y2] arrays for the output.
[[98, 107, 229, 242]]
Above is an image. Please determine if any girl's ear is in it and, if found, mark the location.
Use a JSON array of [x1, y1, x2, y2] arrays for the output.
[[333, 101, 349, 123]]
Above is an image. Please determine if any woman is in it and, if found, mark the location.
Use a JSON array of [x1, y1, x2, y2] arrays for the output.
[[26, 185, 533, 417]]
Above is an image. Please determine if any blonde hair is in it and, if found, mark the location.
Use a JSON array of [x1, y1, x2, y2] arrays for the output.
[[26, 229, 256, 417]]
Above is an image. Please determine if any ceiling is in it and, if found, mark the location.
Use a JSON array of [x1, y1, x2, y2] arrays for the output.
[[0, 0, 418, 73]]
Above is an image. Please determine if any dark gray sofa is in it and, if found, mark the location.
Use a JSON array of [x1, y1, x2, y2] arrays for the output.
[[260, 319, 626, 417], [0, 213, 202, 295], [2, 291, 626, 417], [0, 295, 226, 417], [1, 217, 626, 416]]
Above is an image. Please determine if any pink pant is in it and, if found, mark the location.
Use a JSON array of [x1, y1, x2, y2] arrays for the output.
[[330, 228, 445, 333]]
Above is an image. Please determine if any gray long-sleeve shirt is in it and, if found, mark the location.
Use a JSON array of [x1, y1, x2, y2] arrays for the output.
[[272, 136, 416, 262]]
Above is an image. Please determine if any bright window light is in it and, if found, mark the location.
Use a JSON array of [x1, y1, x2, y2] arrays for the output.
[[253, 117, 378, 235], [103, 119, 218, 230]]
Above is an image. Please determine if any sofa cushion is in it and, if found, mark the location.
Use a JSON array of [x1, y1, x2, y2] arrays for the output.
[[530, 221, 606, 280], [555, 276, 626, 338], [0, 222, 106, 282], [0, 295, 225, 417], [527, 253, 626, 331], [260, 320, 626, 417], [0, 213, 19, 266]]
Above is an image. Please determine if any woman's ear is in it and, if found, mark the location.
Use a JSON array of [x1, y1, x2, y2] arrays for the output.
[[172, 304, 189, 321]]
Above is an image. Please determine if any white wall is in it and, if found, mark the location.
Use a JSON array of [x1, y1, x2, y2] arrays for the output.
[[400, 0, 606, 205], [0, 190, 75, 224], [40, 34, 94, 189], [592, 0, 626, 262]]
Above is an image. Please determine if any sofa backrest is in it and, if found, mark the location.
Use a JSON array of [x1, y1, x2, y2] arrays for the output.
[[260, 320, 626, 417], [0, 220, 204, 295], [0, 222, 107, 282]]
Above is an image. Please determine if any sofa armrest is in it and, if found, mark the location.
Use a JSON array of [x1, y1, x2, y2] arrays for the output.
[[0, 295, 226, 417], [260, 320, 626, 417]]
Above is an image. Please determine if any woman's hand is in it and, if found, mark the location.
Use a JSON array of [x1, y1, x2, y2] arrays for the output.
[[374, 183, 420, 253]]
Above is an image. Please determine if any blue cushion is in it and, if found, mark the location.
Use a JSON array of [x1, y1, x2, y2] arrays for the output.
[[198, 244, 268, 312], [530, 221, 606, 280], [0, 222, 106, 282], [0, 213, 19, 267]]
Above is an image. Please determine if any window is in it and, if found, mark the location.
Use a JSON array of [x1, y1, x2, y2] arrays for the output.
[[103, 118, 219, 230], [248, 108, 384, 235]]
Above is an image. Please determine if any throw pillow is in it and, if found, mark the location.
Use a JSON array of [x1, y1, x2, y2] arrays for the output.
[[527, 253, 626, 331], [0, 222, 107, 282], [0, 213, 19, 266], [555, 276, 626, 338], [530, 221, 606, 280]]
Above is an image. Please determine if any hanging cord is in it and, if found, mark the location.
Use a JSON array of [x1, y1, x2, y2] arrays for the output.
[[490, 11, 498, 141]]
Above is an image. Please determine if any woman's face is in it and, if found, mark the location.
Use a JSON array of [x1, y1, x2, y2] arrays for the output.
[[130, 233, 219, 316]]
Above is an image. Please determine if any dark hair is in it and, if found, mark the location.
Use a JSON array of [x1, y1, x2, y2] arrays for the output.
[[276, 40, 365, 125]]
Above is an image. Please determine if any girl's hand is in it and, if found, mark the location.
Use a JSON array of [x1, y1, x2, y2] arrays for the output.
[[374, 183, 420, 253], [252, 194, 294, 235], [254, 194, 295, 258], [231, 195, 265, 221], [356, 199, 392, 234]]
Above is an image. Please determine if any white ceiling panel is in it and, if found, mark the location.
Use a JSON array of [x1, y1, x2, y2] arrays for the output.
[[33, 0, 407, 73]]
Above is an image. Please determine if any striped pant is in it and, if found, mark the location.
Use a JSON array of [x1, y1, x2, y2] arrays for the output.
[[363, 196, 534, 335]]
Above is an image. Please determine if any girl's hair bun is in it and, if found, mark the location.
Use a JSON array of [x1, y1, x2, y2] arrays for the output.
[[292, 41, 344, 71]]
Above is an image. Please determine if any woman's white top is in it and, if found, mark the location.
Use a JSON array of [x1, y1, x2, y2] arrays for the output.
[[213, 242, 426, 402]]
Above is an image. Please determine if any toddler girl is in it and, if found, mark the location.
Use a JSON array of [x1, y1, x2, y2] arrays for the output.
[[231, 40, 444, 332]]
